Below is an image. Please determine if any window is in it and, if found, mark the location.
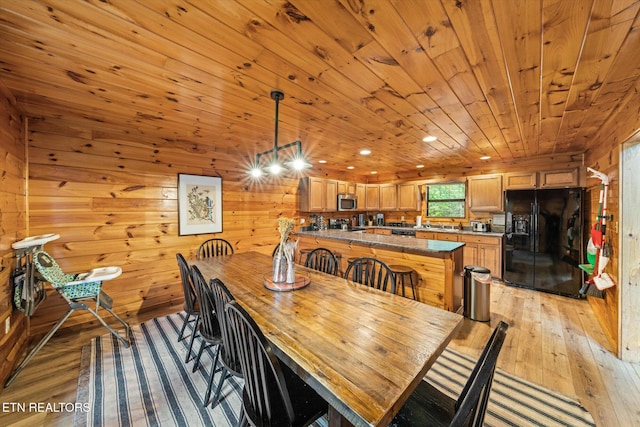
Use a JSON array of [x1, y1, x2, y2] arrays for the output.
[[426, 182, 466, 218]]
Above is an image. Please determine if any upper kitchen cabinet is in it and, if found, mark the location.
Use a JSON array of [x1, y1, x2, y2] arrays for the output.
[[467, 174, 503, 212], [504, 168, 580, 190], [539, 168, 580, 188], [504, 171, 538, 190], [355, 184, 366, 209], [365, 185, 380, 210], [337, 180, 356, 194], [379, 184, 397, 211], [299, 177, 338, 212], [397, 183, 421, 211]]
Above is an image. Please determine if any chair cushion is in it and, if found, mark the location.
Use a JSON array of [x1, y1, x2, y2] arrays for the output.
[[34, 250, 77, 287], [34, 250, 102, 300], [60, 282, 103, 300], [389, 379, 456, 427]]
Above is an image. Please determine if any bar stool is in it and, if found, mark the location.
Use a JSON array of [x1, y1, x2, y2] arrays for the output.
[[389, 265, 417, 300]]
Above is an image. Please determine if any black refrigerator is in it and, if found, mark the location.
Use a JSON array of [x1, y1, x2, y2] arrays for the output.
[[503, 188, 584, 297]]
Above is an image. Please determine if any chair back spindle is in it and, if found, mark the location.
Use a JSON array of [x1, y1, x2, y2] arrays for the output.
[[196, 238, 234, 260], [344, 257, 396, 293], [304, 248, 340, 276]]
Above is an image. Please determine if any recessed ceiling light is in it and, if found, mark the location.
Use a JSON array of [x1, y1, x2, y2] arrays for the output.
[[360, 149, 371, 155], [370, 171, 377, 174], [423, 136, 437, 142], [416, 164, 425, 168], [317, 159, 327, 164], [480, 156, 491, 160], [347, 166, 354, 170]]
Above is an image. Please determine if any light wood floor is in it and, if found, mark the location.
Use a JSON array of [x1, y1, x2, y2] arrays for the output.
[[1, 281, 639, 426]]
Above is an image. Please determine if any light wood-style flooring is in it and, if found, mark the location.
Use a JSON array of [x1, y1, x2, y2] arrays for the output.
[[1, 281, 639, 426]]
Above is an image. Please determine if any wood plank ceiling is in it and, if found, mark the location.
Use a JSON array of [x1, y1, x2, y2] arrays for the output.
[[1, 0, 639, 179]]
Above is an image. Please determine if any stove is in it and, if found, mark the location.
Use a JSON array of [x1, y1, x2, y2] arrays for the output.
[[391, 228, 416, 236], [385, 222, 416, 236], [386, 222, 415, 228]]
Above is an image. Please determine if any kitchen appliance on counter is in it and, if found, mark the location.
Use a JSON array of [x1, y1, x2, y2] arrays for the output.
[[470, 221, 488, 232], [376, 213, 384, 226], [358, 214, 365, 227], [504, 188, 584, 297], [337, 193, 358, 211]]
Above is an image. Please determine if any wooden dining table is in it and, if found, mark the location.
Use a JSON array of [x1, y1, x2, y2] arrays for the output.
[[191, 251, 463, 427]]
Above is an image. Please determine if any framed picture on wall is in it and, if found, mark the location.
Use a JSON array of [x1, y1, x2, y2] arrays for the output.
[[178, 174, 223, 235]]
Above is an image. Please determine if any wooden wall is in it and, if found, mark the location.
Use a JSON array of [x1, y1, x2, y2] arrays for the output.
[[584, 77, 640, 356], [0, 80, 27, 384], [20, 118, 300, 340]]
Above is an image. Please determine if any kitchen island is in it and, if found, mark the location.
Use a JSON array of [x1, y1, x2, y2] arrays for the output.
[[296, 229, 465, 311]]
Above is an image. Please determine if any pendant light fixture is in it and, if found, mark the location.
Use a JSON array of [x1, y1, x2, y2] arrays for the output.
[[249, 90, 309, 178]]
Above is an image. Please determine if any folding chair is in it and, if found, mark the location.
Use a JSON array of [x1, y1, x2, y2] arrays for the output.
[[5, 244, 130, 386]]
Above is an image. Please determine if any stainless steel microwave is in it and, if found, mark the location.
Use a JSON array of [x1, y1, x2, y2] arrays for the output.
[[337, 194, 358, 211]]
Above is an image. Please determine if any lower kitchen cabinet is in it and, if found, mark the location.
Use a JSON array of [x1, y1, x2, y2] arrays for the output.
[[417, 231, 503, 278], [366, 228, 392, 235], [458, 234, 502, 278]]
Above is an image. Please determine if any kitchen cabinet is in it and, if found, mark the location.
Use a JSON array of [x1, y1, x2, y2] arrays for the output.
[[416, 230, 503, 278], [504, 171, 537, 189], [460, 241, 478, 267], [397, 183, 421, 211], [299, 177, 338, 212], [337, 180, 356, 194], [365, 185, 380, 210], [479, 243, 501, 278], [326, 180, 338, 211], [415, 231, 435, 240], [431, 232, 459, 242], [458, 234, 502, 278], [539, 168, 579, 188], [504, 168, 580, 189], [467, 174, 503, 212], [379, 184, 397, 211], [376, 228, 392, 235], [355, 184, 366, 209], [365, 228, 392, 235]]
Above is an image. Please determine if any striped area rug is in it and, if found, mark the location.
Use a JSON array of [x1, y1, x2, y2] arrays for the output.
[[427, 349, 595, 427], [74, 313, 595, 427], [74, 313, 244, 427]]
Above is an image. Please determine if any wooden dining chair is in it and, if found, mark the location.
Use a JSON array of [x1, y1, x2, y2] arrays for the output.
[[389, 321, 509, 427], [196, 238, 234, 260], [304, 247, 340, 276], [344, 257, 397, 293], [176, 253, 200, 364], [225, 300, 328, 427], [190, 265, 222, 407], [208, 278, 243, 408]]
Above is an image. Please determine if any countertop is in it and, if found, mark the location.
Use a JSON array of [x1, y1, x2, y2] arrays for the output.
[[410, 227, 505, 238], [313, 225, 504, 238], [296, 229, 465, 254]]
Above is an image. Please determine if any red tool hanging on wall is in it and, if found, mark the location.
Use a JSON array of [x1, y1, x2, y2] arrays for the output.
[[579, 167, 615, 297]]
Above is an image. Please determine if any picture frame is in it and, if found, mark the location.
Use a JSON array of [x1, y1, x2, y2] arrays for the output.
[[178, 174, 223, 235]]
